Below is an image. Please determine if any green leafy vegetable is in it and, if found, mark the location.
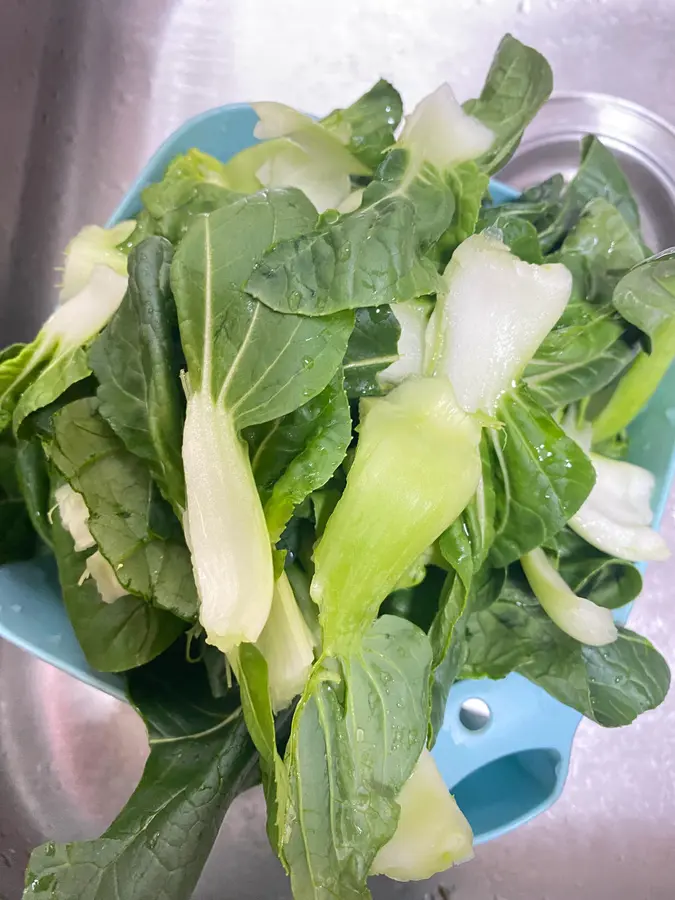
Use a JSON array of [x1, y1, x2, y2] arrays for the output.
[[246, 372, 351, 542], [464, 570, 669, 726], [15, 438, 52, 549], [50, 500, 185, 672], [90, 237, 186, 514], [539, 137, 643, 253], [321, 79, 403, 169], [313, 377, 481, 653], [50, 398, 198, 620], [282, 616, 431, 899], [463, 34, 553, 174], [0, 437, 38, 564], [23, 650, 258, 899], [593, 249, 675, 441], [135, 149, 241, 243], [172, 189, 353, 654], [342, 306, 400, 397], [488, 386, 596, 566]]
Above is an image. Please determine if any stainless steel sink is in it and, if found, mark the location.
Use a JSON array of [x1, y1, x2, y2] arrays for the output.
[[3, 2, 675, 898]]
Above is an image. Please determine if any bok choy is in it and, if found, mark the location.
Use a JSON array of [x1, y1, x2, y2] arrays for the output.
[[7, 32, 672, 900]]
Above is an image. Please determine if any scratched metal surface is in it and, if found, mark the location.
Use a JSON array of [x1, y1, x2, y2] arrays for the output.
[[2, 1, 675, 898]]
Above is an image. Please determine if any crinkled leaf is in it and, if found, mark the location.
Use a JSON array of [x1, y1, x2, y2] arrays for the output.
[[483, 213, 542, 264], [246, 373, 351, 541], [342, 306, 400, 398], [463, 570, 669, 727], [172, 189, 354, 427], [434, 161, 490, 261], [525, 292, 636, 411], [282, 616, 431, 899], [136, 149, 242, 244], [321, 80, 403, 170], [247, 151, 450, 317], [488, 385, 596, 566], [13, 346, 91, 436], [463, 34, 553, 174], [90, 237, 186, 513], [611, 248, 675, 346], [558, 197, 649, 305], [481, 174, 565, 237], [539, 137, 643, 253], [51, 398, 198, 620], [23, 649, 257, 900], [50, 502, 184, 672]]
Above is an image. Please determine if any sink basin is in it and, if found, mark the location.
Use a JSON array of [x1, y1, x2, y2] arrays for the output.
[[2, 2, 675, 899]]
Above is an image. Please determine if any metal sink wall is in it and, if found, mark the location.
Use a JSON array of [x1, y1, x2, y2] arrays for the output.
[[2, 1, 675, 898]]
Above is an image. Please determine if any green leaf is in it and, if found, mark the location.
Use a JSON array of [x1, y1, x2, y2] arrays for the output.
[[558, 198, 649, 304], [0, 438, 38, 564], [545, 528, 642, 610], [363, 150, 456, 248], [539, 137, 643, 253], [463, 34, 553, 174], [247, 194, 434, 316], [525, 293, 636, 411], [246, 373, 352, 541], [23, 650, 258, 900], [483, 214, 543, 264], [481, 174, 565, 237], [321, 79, 403, 170], [236, 643, 289, 855], [592, 249, 675, 441], [15, 438, 52, 548], [342, 306, 400, 398], [611, 247, 675, 345], [464, 571, 669, 727], [488, 385, 596, 566], [246, 151, 450, 317], [432, 161, 490, 264], [440, 433, 496, 587], [172, 189, 354, 427], [0, 343, 39, 433], [90, 237, 186, 514], [51, 398, 198, 620], [282, 616, 431, 899], [13, 346, 91, 436], [50, 501, 184, 672], [428, 572, 470, 742], [137, 149, 242, 244]]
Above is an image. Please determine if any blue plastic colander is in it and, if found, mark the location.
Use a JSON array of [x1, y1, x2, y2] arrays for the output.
[[1, 103, 674, 844]]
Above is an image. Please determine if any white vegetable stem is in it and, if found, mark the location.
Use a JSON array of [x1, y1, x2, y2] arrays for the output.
[[521, 547, 618, 646], [570, 454, 670, 562], [55, 483, 128, 604], [426, 233, 572, 413], [59, 220, 135, 302], [398, 84, 494, 169], [83, 552, 130, 604], [378, 299, 433, 389], [54, 483, 95, 552], [255, 571, 315, 712], [182, 388, 274, 654], [245, 101, 369, 212], [371, 749, 473, 881]]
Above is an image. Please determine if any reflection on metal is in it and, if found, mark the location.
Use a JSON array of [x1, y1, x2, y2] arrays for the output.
[[2, 1, 675, 898]]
